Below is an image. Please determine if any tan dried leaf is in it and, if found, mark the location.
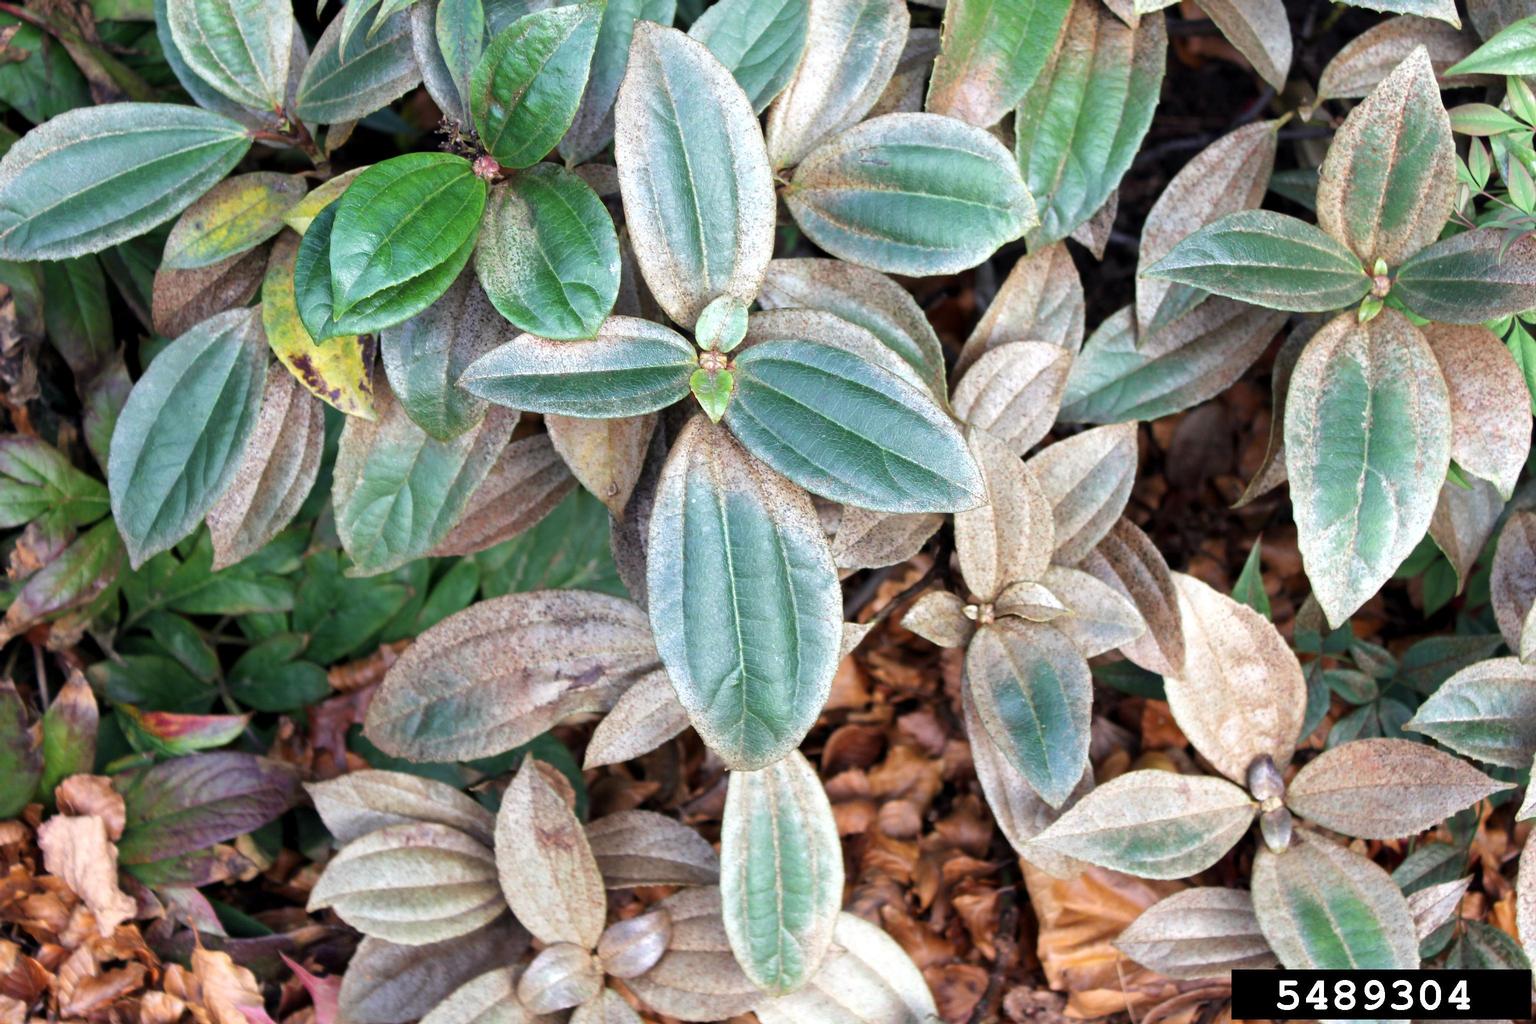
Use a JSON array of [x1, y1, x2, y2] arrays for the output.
[[1424, 322, 1531, 500], [869, 27, 940, 118], [1114, 888, 1277, 979], [429, 433, 576, 557], [1199, 0, 1291, 90], [1429, 474, 1504, 594], [36, 815, 136, 936], [1407, 876, 1471, 942], [754, 912, 938, 1024], [1076, 518, 1184, 677], [1491, 510, 1536, 651], [1518, 852, 1535, 966], [495, 759, 606, 949], [994, 579, 1070, 621], [584, 809, 720, 888], [1041, 565, 1146, 657], [1318, 15, 1478, 102], [957, 242, 1085, 374], [517, 944, 604, 1015], [1285, 738, 1510, 838], [307, 822, 504, 945], [1070, 189, 1118, 260], [1164, 572, 1306, 785], [547, 413, 657, 517], [206, 365, 325, 570], [306, 770, 495, 847], [625, 887, 762, 1021], [901, 589, 974, 648], [569, 989, 643, 1024], [54, 775, 124, 839], [951, 342, 1073, 454], [191, 949, 267, 1024], [1233, 322, 1311, 508], [955, 428, 1054, 600], [598, 909, 672, 979], [831, 505, 943, 573], [1024, 422, 1138, 566], [583, 670, 688, 769]]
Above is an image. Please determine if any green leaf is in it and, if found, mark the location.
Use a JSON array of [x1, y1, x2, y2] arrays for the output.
[[265, 229, 377, 418], [965, 619, 1091, 808], [0, 435, 110, 530], [39, 673, 97, 799], [366, 590, 658, 762], [339, 0, 417, 60], [162, 172, 306, 270], [0, 518, 124, 644], [1013, 2, 1165, 247], [762, 0, 909, 170], [688, 0, 809, 112], [166, 0, 295, 110], [785, 112, 1036, 276], [1393, 229, 1536, 324], [295, 6, 420, 123], [474, 164, 619, 340], [433, 0, 486, 117], [329, 153, 488, 335], [1143, 210, 1371, 312], [1284, 310, 1451, 627], [459, 316, 696, 417], [470, 2, 604, 168], [41, 256, 112, 380], [720, 750, 843, 995], [0, 17, 91, 124], [614, 23, 775, 329], [690, 367, 734, 421], [116, 751, 300, 863], [1252, 830, 1419, 970], [726, 337, 984, 513], [1059, 300, 1287, 423], [559, 0, 677, 164], [1316, 48, 1456, 267], [0, 103, 251, 260], [381, 271, 508, 441], [1447, 14, 1536, 75], [1024, 769, 1255, 879], [333, 373, 517, 575], [1231, 537, 1271, 618], [293, 202, 346, 341], [647, 416, 842, 769], [0, 681, 40, 818], [758, 258, 947, 399], [108, 308, 267, 568], [926, 0, 1071, 128], [1405, 656, 1536, 768]]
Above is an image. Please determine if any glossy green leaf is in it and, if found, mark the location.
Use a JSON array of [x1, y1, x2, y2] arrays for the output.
[[1284, 310, 1451, 627], [721, 750, 843, 995], [925, 0, 1071, 127], [162, 172, 307, 270], [758, 258, 947, 399], [431, 0, 486, 117], [1060, 299, 1287, 423], [329, 153, 488, 335], [333, 372, 518, 575], [786, 112, 1035, 276], [965, 618, 1090, 808], [1014, 2, 1165, 247], [474, 164, 619, 340], [296, 7, 421, 123], [1252, 831, 1419, 970], [1447, 14, 1536, 75], [470, 2, 604, 168], [1393, 229, 1536, 324], [647, 416, 842, 769], [1143, 210, 1372, 313], [690, 367, 733, 421], [726, 337, 984, 513], [0, 103, 251, 260], [559, 0, 677, 164], [1024, 769, 1255, 879], [689, 0, 809, 112], [293, 202, 345, 341], [166, 0, 295, 110], [763, 0, 908, 169], [1405, 657, 1536, 767], [381, 270, 510, 441], [339, 0, 417, 60], [1316, 47, 1456, 267], [265, 228, 377, 418], [459, 316, 696, 416], [614, 23, 775, 328], [108, 308, 267, 568]]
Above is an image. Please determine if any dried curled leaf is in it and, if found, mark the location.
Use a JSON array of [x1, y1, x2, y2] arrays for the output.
[[495, 759, 607, 949], [36, 814, 137, 937], [583, 671, 689, 769], [1114, 888, 1277, 979]]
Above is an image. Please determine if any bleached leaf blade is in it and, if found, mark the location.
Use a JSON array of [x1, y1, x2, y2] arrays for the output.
[[954, 428, 1054, 601], [755, 913, 938, 1024], [951, 342, 1072, 454], [957, 243, 1084, 373], [495, 759, 607, 948], [1423, 322, 1531, 499], [1077, 519, 1184, 677], [924, 0, 1071, 127], [1115, 889, 1278, 979], [1023, 422, 1138, 566], [1404, 657, 1536, 768], [585, 809, 721, 888], [626, 888, 762, 1022], [307, 769, 495, 847]]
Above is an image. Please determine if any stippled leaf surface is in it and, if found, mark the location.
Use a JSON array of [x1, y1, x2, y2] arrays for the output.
[[615, 23, 774, 329], [163, 172, 306, 270], [1023, 422, 1138, 565], [1115, 889, 1278, 979], [924, 0, 1071, 127], [1024, 770, 1255, 879], [1491, 511, 1536, 652], [367, 590, 658, 762], [108, 308, 267, 568], [1076, 518, 1184, 677], [951, 341, 1073, 454], [0, 103, 251, 261], [1423, 322, 1531, 499], [296, 7, 420, 123], [308, 769, 495, 846], [166, 0, 295, 110], [721, 750, 843, 995], [263, 230, 376, 418], [495, 759, 607, 948], [957, 243, 1085, 372], [585, 808, 721, 888], [689, 0, 809, 112], [785, 112, 1036, 276], [647, 417, 842, 769], [1320, 15, 1478, 101], [1284, 310, 1450, 627], [754, 913, 938, 1024], [1196, 0, 1291, 90], [1393, 230, 1536, 324], [1405, 657, 1536, 768], [954, 428, 1053, 602], [624, 888, 763, 1021], [559, 0, 677, 164]]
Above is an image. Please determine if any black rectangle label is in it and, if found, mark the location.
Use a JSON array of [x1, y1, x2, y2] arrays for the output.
[[1231, 969, 1533, 1020]]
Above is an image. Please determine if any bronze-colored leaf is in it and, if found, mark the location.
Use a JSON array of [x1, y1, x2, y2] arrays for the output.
[[1114, 888, 1277, 979], [547, 413, 657, 517], [1491, 510, 1536, 651], [951, 341, 1073, 454], [955, 428, 1053, 601], [1041, 565, 1145, 657], [585, 809, 721, 888], [902, 589, 975, 648], [1429, 474, 1503, 594], [430, 434, 577, 557], [956, 242, 1085, 375], [1318, 15, 1479, 101], [625, 887, 762, 1022], [831, 505, 943, 573], [150, 244, 268, 339], [495, 759, 607, 949], [583, 671, 689, 769], [1424, 322, 1531, 499], [1076, 518, 1184, 677], [1023, 422, 1138, 566], [306, 769, 495, 847], [338, 923, 530, 1024]]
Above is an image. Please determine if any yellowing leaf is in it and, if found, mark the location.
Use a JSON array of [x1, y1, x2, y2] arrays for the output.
[[262, 232, 375, 418]]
